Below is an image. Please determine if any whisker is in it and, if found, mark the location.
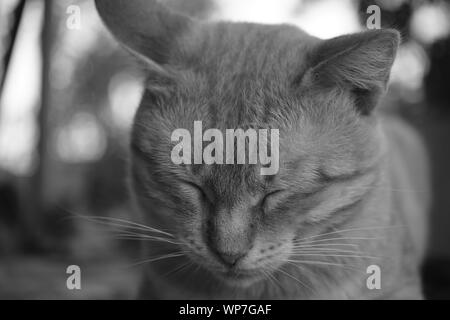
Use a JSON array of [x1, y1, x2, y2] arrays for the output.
[[106, 229, 168, 238], [294, 225, 404, 243], [286, 261, 325, 293], [162, 261, 194, 278], [285, 259, 365, 273], [294, 237, 383, 245], [271, 272, 285, 292], [345, 186, 428, 193], [261, 269, 275, 287], [78, 215, 174, 237], [276, 267, 315, 294], [291, 253, 382, 260], [123, 252, 186, 268], [81, 218, 168, 237], [291, 243, 360, 249], [111, 231, 177, 240], [112, 235, 182, 245], [60, 210, 173, 237], [77, 230, 181, 245], [291, 248, 367, 255], [98, 230, 181, 244]]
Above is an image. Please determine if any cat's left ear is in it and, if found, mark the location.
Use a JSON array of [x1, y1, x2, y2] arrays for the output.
[[302, 29, 400, 115], [95, 0, 196, 65]]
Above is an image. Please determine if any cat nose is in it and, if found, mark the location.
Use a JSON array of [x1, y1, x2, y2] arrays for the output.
[[206, 207, 254, 267], [216, 251, 245, 267]]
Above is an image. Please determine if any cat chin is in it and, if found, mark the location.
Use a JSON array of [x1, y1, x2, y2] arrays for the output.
[[220, 276, 262, 288], [214, 271, 266, 288]]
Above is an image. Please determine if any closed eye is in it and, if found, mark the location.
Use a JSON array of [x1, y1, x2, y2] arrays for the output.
[[298, 185, 328, 199], [261, 189, 285, 208], [261, 185, 326, 211], [316, 169, 369, 185], [180, 180, 213, 203]]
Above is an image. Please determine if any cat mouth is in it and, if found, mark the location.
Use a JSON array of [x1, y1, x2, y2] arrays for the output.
[[216, 268, 264, 285], [226, 270, 258, 278]]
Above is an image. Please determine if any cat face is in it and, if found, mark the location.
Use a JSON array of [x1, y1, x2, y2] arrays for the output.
[[129, 92, 384, 286], [96, 0, 399, 286]]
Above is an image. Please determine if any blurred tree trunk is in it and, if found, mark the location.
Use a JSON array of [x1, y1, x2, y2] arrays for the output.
[[21, 0, 55, 251], [35, 0, 53, 209], [0, 0, 26, 116]]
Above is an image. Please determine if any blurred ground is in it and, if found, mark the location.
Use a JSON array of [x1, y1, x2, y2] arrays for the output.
[[0, 210, 141, 300], [0, 255, 138, 299]]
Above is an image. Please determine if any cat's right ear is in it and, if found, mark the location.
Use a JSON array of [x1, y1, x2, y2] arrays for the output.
[[95, 0, 195, 66], [301, 29, 400, 115]]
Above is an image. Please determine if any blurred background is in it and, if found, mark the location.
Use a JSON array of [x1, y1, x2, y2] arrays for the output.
[[0, 0, 449, 299]]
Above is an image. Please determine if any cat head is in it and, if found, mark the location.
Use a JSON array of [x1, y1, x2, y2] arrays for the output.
[[96, 0, 399, 287]]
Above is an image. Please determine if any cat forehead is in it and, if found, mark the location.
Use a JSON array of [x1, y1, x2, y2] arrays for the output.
[[134, 95, 365, 166], [137, 23, 320, 131], [183, 22, 317, 79]]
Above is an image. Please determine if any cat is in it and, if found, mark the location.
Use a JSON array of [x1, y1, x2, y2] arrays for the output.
[[95, 0, 430, 299]]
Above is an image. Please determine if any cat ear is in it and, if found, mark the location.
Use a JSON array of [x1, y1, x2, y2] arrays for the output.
[[95, 0, 195, 65], [303, 29, 400, 115]]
